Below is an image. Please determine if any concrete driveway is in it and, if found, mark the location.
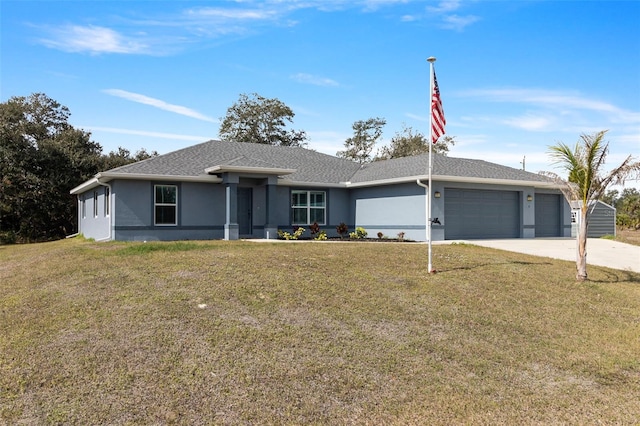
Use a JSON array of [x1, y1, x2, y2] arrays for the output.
[[441, 238, 640, 273]]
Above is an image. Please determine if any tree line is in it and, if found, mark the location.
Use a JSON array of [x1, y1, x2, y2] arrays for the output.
[[602, 187, 640, 229], [1, 93, 156, 243]]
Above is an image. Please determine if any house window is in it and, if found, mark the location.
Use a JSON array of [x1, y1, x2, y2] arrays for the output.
[[93, 191, 99, 217], [104, 187, 110, 217], [81, 196, 86, 219], [155, 185, 177, 226], [292, 190, 326, 225]]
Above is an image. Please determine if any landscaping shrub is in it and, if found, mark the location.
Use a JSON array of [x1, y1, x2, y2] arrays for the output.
[[336, 222, 349, 239], [278, 227, 305, 240], [350, 227, 368, 239]]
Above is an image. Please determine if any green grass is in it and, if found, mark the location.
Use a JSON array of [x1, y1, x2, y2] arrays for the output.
[[114, 240, 206, 255], [1, 239, 639, 424]]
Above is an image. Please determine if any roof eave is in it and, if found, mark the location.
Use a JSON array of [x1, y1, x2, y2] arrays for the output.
[[277, 179, 347, 188], [70, 172, 223, 195], [205, 165, 297, 175], [70, 177, 101, 194], [346, 174, 560, 188]]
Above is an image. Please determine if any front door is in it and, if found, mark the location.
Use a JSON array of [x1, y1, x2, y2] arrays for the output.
[[237, 187, 252, 236]]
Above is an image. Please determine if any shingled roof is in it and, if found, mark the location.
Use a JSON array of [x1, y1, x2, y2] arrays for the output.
[[77, 139, 553, 191], [104, 139, 361, 184], [350, 153, 553, 185]]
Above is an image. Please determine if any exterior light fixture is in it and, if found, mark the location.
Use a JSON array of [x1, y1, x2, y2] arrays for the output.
[[527, 194, 533, 201], [434, 191, 441, 198]]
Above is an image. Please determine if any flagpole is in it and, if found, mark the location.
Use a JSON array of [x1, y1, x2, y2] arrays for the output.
[[427, 56, 436, 273]]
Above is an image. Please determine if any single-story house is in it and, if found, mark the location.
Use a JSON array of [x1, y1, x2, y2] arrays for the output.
[[70, 139, 572, 242], [570, 200, 616, 238]]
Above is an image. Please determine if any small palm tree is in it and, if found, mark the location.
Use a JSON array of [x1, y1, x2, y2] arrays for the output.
[[544, 130, 640, 281]]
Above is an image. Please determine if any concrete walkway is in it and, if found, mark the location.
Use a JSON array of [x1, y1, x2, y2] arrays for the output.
[[444, 238, 640, 273]]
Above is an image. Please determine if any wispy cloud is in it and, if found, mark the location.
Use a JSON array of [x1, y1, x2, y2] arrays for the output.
[[33, 4, 288, 54], [440, 14, 481, 31], [103, 89, 218, 123], [306, 130, 350, 155], [405, 112, 427, 122], [291, 73, 339, 87], [184, 6, 279, 21], [34, 1, 460, 55], [37, 25, 148, 54], [461, 88, 640, 124], [426, 0, 462, 14], [454, 88, 640, 161], [501, 113, 555, 131], [359, 0, 412, 13], [84, 126, 211, 141], [425, 0, 480, 31]]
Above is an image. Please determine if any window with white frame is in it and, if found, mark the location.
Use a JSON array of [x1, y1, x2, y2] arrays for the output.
[[155, 185, 177, 226], [93, 191, 99, 217], [292, 190, 326, 225], [104, 187, 110, 217], [81, 196, 86, 219]]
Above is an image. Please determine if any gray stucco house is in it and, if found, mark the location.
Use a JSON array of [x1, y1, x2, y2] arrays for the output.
[[70, 139, 571, 242]]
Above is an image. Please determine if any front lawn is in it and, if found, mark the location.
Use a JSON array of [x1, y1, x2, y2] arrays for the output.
[[1, 239, 638, 424]]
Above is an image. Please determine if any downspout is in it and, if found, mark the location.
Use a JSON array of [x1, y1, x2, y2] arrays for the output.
[[95, 179, 112, 242]]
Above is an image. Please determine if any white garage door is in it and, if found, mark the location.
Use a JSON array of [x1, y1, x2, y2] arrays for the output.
[[445, 189, 520, 239]]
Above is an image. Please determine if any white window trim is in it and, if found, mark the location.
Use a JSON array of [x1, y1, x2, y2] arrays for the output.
[[291, 190, 326, 225], [93, 191, 99, 218], [154, 184, 178, 226], [104, 187, 110, 217]]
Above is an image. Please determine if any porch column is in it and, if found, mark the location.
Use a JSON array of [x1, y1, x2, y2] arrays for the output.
[[264, 176, 278, 239], [223, 173, 239, 240]]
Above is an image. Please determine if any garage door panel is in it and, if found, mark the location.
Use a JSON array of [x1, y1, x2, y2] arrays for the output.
[[535, 193, 561, 237], [445, 189, 520, 240]]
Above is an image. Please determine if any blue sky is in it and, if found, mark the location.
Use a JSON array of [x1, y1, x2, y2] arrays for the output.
[[2, 0, 639, 187]]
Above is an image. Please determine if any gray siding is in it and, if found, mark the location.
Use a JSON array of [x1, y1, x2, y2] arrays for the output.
[[588, 202, 616, 237], [571, 201, 616, 238], [181, 182, 225, 227], [77, 187, 110, 241], [327, 188, 352, 234], [112, 180, 227, 241], [352, 183, 426, 241]]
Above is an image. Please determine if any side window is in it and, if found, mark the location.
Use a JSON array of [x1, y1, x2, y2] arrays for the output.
[[93, 191, 99, 217], [155, 185, 177, 226], [104, 187, 110, 217], [291, 190, 326, 225], [82, 196, 86, 219]]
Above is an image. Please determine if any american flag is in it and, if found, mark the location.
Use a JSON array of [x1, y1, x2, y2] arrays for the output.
[[431, 69, 446, 143]]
